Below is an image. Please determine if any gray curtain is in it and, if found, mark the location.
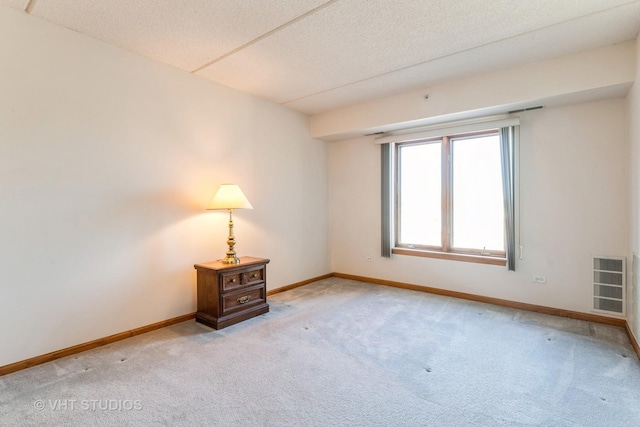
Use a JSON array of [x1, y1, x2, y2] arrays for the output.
[[381, 144, 392, 257], [500, 127, 517, 271]]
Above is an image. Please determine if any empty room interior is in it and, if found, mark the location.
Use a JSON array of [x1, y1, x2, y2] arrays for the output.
[[2, 1, 640, 426]]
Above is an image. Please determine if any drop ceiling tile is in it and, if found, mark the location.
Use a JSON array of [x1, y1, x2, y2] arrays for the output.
[[28, 0, 330, 71], [14, 0, 640, 115], [286, 2, 640, 115], [196, 0, 635, 105], [0, 0, 28, 10]]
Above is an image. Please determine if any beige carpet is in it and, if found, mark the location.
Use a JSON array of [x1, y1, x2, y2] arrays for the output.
[[1, 277, 639, 426]]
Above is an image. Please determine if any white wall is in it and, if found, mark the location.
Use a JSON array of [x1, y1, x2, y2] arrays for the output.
[[627, 35, 640, 342], [330, 98, 629, 314], [0, 6, 330, 366]]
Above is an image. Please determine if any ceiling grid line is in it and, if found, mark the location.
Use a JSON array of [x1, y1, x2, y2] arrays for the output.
[[2, 0, 638, 115], [191, 0, 339, 74], [280, 0, 640, 107], [24, 0, 34, 13]]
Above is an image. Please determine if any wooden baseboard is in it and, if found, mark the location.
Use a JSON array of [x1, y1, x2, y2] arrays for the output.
[[333, 272, 627, 327], [267, 273, 333, 296], [0, 312, 196, 377], [277, 272, 638, 360], [4, 271, 638, 377], [626, 321, 640, 360], [336, 272, 639, 360], [0, 273, 334, 377]]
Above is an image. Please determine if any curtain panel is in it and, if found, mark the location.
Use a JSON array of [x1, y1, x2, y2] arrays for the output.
[[381, 143, 392, 257], [500, 126, 518, 271]]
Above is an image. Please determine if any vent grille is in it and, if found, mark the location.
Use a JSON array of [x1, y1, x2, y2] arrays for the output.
[[592, 256, 625, 315]]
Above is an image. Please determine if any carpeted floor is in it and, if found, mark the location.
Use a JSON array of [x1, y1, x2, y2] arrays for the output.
[[1, 277, 639, 426]]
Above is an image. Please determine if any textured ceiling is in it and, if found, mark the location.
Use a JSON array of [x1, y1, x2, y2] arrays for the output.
[[3, 0, 640, 115]]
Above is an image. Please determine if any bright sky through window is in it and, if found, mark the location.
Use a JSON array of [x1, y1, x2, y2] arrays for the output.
[[398, 142, 441, 246], [451, 134, 504, 251], [396, 131, 505, 256]]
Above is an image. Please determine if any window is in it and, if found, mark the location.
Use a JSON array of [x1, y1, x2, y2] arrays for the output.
[[394, 130, 506, 264]]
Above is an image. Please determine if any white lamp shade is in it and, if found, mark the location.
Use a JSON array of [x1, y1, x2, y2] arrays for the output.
[[207, 184, 253, 210]]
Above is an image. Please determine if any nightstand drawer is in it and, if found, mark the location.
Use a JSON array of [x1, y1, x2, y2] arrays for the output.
[[221, 285, 266, 314], [243, 267, 264, 285], [221, 272, 242, 291]]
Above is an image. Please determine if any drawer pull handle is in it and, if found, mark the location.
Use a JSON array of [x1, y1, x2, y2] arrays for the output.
[[237, 295, 251, 304], [229, 278, 237, 283], [251, 273, 258, 278]]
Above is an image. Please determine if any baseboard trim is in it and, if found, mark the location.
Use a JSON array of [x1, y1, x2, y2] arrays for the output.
[[267, 273, 333, 296], [0, 273, 334, 377], [0, 312, 196, 377], [626, 321, 640, 360], [335, 273, 640, 360], [333, 272, 627, 327], [4, 271, 638, 377]]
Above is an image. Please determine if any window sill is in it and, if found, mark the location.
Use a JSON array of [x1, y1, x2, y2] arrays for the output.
[[392, 247, 506, 266]]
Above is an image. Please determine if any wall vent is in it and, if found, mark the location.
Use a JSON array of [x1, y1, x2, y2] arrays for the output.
[[592, 256, 625, 315]]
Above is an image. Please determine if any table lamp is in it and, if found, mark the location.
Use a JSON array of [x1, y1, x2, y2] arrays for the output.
[[207, 184, 253, 264]]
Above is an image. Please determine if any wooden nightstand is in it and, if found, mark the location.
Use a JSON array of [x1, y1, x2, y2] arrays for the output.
[[194, 257, 270, 329]]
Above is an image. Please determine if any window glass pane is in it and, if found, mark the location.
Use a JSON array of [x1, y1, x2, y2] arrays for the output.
[[398, 142, 441, 246], [451, 135, 504, 251]]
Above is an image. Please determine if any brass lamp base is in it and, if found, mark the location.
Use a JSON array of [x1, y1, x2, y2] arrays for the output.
[[221, 208, 240, 264], [221, 253, 240, 264]]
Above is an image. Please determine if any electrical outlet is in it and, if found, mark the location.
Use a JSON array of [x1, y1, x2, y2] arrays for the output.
[[532, 276, 547, 284], [365, 256, 373, 262]]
